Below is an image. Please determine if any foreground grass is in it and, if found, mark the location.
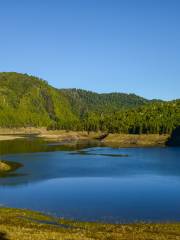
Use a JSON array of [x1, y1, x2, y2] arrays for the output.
[[1, 208, 180, 239]]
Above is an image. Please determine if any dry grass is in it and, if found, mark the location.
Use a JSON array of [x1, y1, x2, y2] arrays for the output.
[[1, 208, 180, 240], [0, 128, 100, 142], [103, 134, 169, 147], [38, 130, 99, 141]]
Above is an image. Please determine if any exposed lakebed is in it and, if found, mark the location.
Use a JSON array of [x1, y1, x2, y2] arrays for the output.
[[0, 138, 180, 223]]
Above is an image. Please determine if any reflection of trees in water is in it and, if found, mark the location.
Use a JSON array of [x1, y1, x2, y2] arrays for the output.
[[0, 232, 9, 240], [167, 126, 180, 146], [0, 137, 100, 155]]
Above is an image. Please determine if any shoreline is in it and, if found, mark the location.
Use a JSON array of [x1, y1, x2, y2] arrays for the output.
[[0, 128, 170, 146], [1, 207, 180, 240]]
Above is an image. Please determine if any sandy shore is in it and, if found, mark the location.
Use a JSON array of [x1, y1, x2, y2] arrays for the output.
[[0, 135, 24, 141], [0, 128, 169, 146], [0, 128, 100, 141]]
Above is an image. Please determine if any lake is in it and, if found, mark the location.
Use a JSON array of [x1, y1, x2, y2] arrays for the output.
[[0, 138, 180, 223]]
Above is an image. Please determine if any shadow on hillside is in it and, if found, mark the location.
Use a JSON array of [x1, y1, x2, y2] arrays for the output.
[[0, 232, 9, 240], [166, 126, 180, 146]]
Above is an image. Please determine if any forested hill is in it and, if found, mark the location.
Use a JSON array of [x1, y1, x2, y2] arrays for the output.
[[0, 72, 78, 127], [60, 88, 150, 116], [0, 72, 179, 134]]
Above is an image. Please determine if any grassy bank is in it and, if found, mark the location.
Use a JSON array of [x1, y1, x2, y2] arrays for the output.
[[0, 208, 180, 240], [103, 133, 169, 147]]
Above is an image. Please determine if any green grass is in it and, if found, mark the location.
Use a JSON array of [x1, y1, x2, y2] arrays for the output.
[[1, 208, 180, 240]]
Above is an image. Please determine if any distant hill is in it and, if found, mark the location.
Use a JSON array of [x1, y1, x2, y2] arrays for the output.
[[0, 72, 77, 127], [0, 72, 179, 134], [0, 72, 152, 124], [60, 88, 151, 116]]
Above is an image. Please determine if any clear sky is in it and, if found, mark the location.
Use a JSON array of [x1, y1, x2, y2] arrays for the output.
[[0, 0, 179, 100]]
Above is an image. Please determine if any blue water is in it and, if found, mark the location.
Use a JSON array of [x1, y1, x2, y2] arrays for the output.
[[0, 142, 180, 223]]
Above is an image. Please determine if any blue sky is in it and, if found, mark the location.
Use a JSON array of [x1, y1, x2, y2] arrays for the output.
[[0, 0, 179, 100]]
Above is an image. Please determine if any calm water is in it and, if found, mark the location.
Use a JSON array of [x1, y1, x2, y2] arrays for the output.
[[0, 138, 180, 223]]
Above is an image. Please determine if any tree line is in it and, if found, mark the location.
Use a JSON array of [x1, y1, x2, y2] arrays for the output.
[[48, 100, 180, 134]]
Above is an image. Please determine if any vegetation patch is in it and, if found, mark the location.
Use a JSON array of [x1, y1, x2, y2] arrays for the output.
[[0, 160, 22, 176], [1, 207, 180, 239], [103, 134, 169, 147], [0, 72, 179, 136]]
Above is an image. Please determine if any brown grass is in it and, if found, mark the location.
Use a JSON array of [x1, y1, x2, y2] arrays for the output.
[[103, 134, 169, 147]]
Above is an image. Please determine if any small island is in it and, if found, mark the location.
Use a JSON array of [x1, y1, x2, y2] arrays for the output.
[[0, 160, 22, 173]]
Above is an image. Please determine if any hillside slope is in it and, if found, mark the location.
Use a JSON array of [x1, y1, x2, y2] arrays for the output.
[[0, 72, 179, 135], [0, 72, 152, 127], [0, 72, 77, 127], [60, 88, 150, 116]]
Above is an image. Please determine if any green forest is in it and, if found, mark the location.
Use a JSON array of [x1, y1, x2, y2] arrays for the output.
[[0, 72, 179, 134]]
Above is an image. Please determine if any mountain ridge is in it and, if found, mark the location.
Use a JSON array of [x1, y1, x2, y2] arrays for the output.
[[0, 72, 179, 134], [59, 88, 166, 117]]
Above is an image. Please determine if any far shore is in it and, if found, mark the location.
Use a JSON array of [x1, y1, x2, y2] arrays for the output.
[[0, 128, 170, 146]]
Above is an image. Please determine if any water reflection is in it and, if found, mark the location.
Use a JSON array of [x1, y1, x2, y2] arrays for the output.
[[0, 137, 101, 155]]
